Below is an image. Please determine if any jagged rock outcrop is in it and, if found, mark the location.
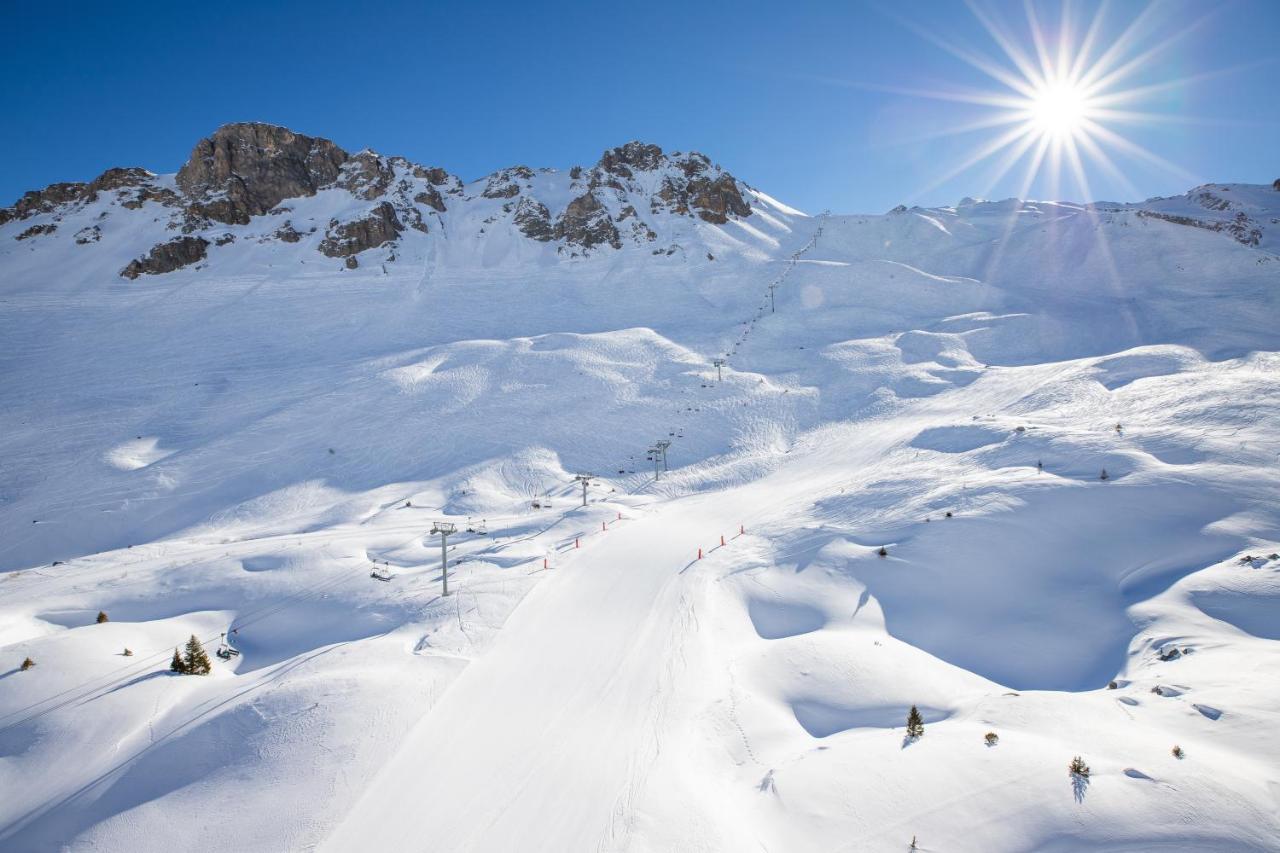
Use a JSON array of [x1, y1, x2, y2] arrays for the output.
[[318, 202, 402, 260], [2, 182, 92, 225], [120, 236, 210, 279], [514, 197, 554, 241], [483, 167, 534, 200], [598, 142, 666, 177], [176, 123, 349, 225], [555, 192, 621, 249]]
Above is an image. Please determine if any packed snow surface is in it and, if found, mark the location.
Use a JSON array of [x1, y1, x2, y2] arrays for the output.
[[2, 179, 1279, 851]]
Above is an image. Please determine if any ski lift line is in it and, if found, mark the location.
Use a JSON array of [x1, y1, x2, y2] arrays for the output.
[[9, 215, 824, 730]]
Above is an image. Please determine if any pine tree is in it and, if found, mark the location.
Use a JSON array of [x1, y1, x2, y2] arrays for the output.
[[1172, 745, 1184, 759], [878, 546, 888, 557], [1100, 468, 1109, 480], [170, 648, 187, 674], [123, 648, 133, 657], [1068, 755, 1090, 778], [906, 705, 925, 739], [183, 635, 212, 675], [96, 610, 109, 623], [20, 656, 35, 671], [985, 731, 999, 746]]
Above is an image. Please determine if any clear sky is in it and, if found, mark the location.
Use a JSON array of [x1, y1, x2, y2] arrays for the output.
[[2, 0, 1276, 214]]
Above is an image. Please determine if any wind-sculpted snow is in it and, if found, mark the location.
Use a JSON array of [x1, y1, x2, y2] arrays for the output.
[[1, 176, 1279, 852]]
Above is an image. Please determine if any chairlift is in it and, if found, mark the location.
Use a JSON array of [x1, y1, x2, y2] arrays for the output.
[[370, 562, 393, 582], [216, 632, 240, 660]]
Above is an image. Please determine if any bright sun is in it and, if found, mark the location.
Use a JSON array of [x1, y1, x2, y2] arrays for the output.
[[1027, 81, 1091, 140]]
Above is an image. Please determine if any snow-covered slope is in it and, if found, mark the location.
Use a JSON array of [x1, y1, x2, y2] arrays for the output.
[[1, 127, 1278, 852]]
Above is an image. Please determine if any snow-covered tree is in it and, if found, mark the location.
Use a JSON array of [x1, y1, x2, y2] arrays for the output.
[[96, 610, 109, 623], [170, 648, 187, 674]]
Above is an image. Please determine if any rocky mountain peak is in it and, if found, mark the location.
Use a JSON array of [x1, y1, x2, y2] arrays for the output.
[[176, 122, 350, 225], [597, 142, 666, 177]]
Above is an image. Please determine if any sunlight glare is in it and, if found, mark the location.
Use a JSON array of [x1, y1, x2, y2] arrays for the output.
[[1028, 81, 1090, 140]]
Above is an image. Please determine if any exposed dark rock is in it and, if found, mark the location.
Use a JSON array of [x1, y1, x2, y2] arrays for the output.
[[1137, 209, 1262, 247], [345, 256, 359, 269], [1273, 178, 1279, 191], [16, 223, 57, 240], [335, 151, 395, 201], [74, 225, 101, 244], [482, 167, 533, 199], [555, 192, 620, 249], [120, 236, 210, 279], [889, 204, 909, 214], [687, 174, 751, 224], [569, 165, 583, 180], [412, 165, 453, 186], [598, 142, 666, 176], [176, 122, 349, 225], [275, 221, 302, 243], [318, 202, 402, 258], [89, 167, 152, 192], [214, 233, 235, 246], [2, 182, 92, 225], [414, 187, 447, 212], [514, 197, 554, 241]]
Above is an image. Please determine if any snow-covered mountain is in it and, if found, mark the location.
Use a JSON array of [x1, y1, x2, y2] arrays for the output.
[[1, 125, 1278, 852]]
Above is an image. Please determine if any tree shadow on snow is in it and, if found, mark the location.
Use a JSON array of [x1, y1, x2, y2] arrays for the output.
[[1072, 773, 1090, 803]]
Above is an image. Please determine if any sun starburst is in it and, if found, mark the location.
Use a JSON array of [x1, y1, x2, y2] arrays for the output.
[[882, 0, 1225, 206]]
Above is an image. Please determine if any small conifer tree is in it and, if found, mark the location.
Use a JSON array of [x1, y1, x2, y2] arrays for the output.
[[1172, 745, 1184, 759], [878, 546, 888, 557], [183, 635, 212, 675], [1068, 755, 1090, 778], [20, 656, 35, 671], [170, 648, 187, 674], [123, 648, 133, 657], [985, 731, 999, 746], [1100, 468, 1109, 480], [96, 611, 109, 624], [906, 705, 925, 739]]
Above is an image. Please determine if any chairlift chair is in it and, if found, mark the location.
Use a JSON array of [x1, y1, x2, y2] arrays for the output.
[[216, 632, 240, 660]]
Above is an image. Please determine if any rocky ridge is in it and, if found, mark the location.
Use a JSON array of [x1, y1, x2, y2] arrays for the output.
[[1, 123, 760, 278]]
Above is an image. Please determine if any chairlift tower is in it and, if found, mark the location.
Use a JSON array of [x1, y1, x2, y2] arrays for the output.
[[712, 358, 725, 382], [648, 447, 662, 480], [768, 282, 778, 313], [574, 473, 595, 507], [655, 439, 671, 472], [430, 521, 456, 596]]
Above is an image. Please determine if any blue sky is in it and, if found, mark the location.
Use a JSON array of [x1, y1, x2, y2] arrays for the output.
[[2, 0, 1276, 213]]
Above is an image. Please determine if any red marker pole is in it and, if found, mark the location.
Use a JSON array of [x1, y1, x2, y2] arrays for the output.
[[543, 558, 548, 569], [720, 535, 725, 546], [698, 548, 703, 560], [740, 525, 745, 535], [575, 538, 580, 549], [603, 521, 607, 531]]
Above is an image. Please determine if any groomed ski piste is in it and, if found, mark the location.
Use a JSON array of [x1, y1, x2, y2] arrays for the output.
[[2, 174, 1279, 851]]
